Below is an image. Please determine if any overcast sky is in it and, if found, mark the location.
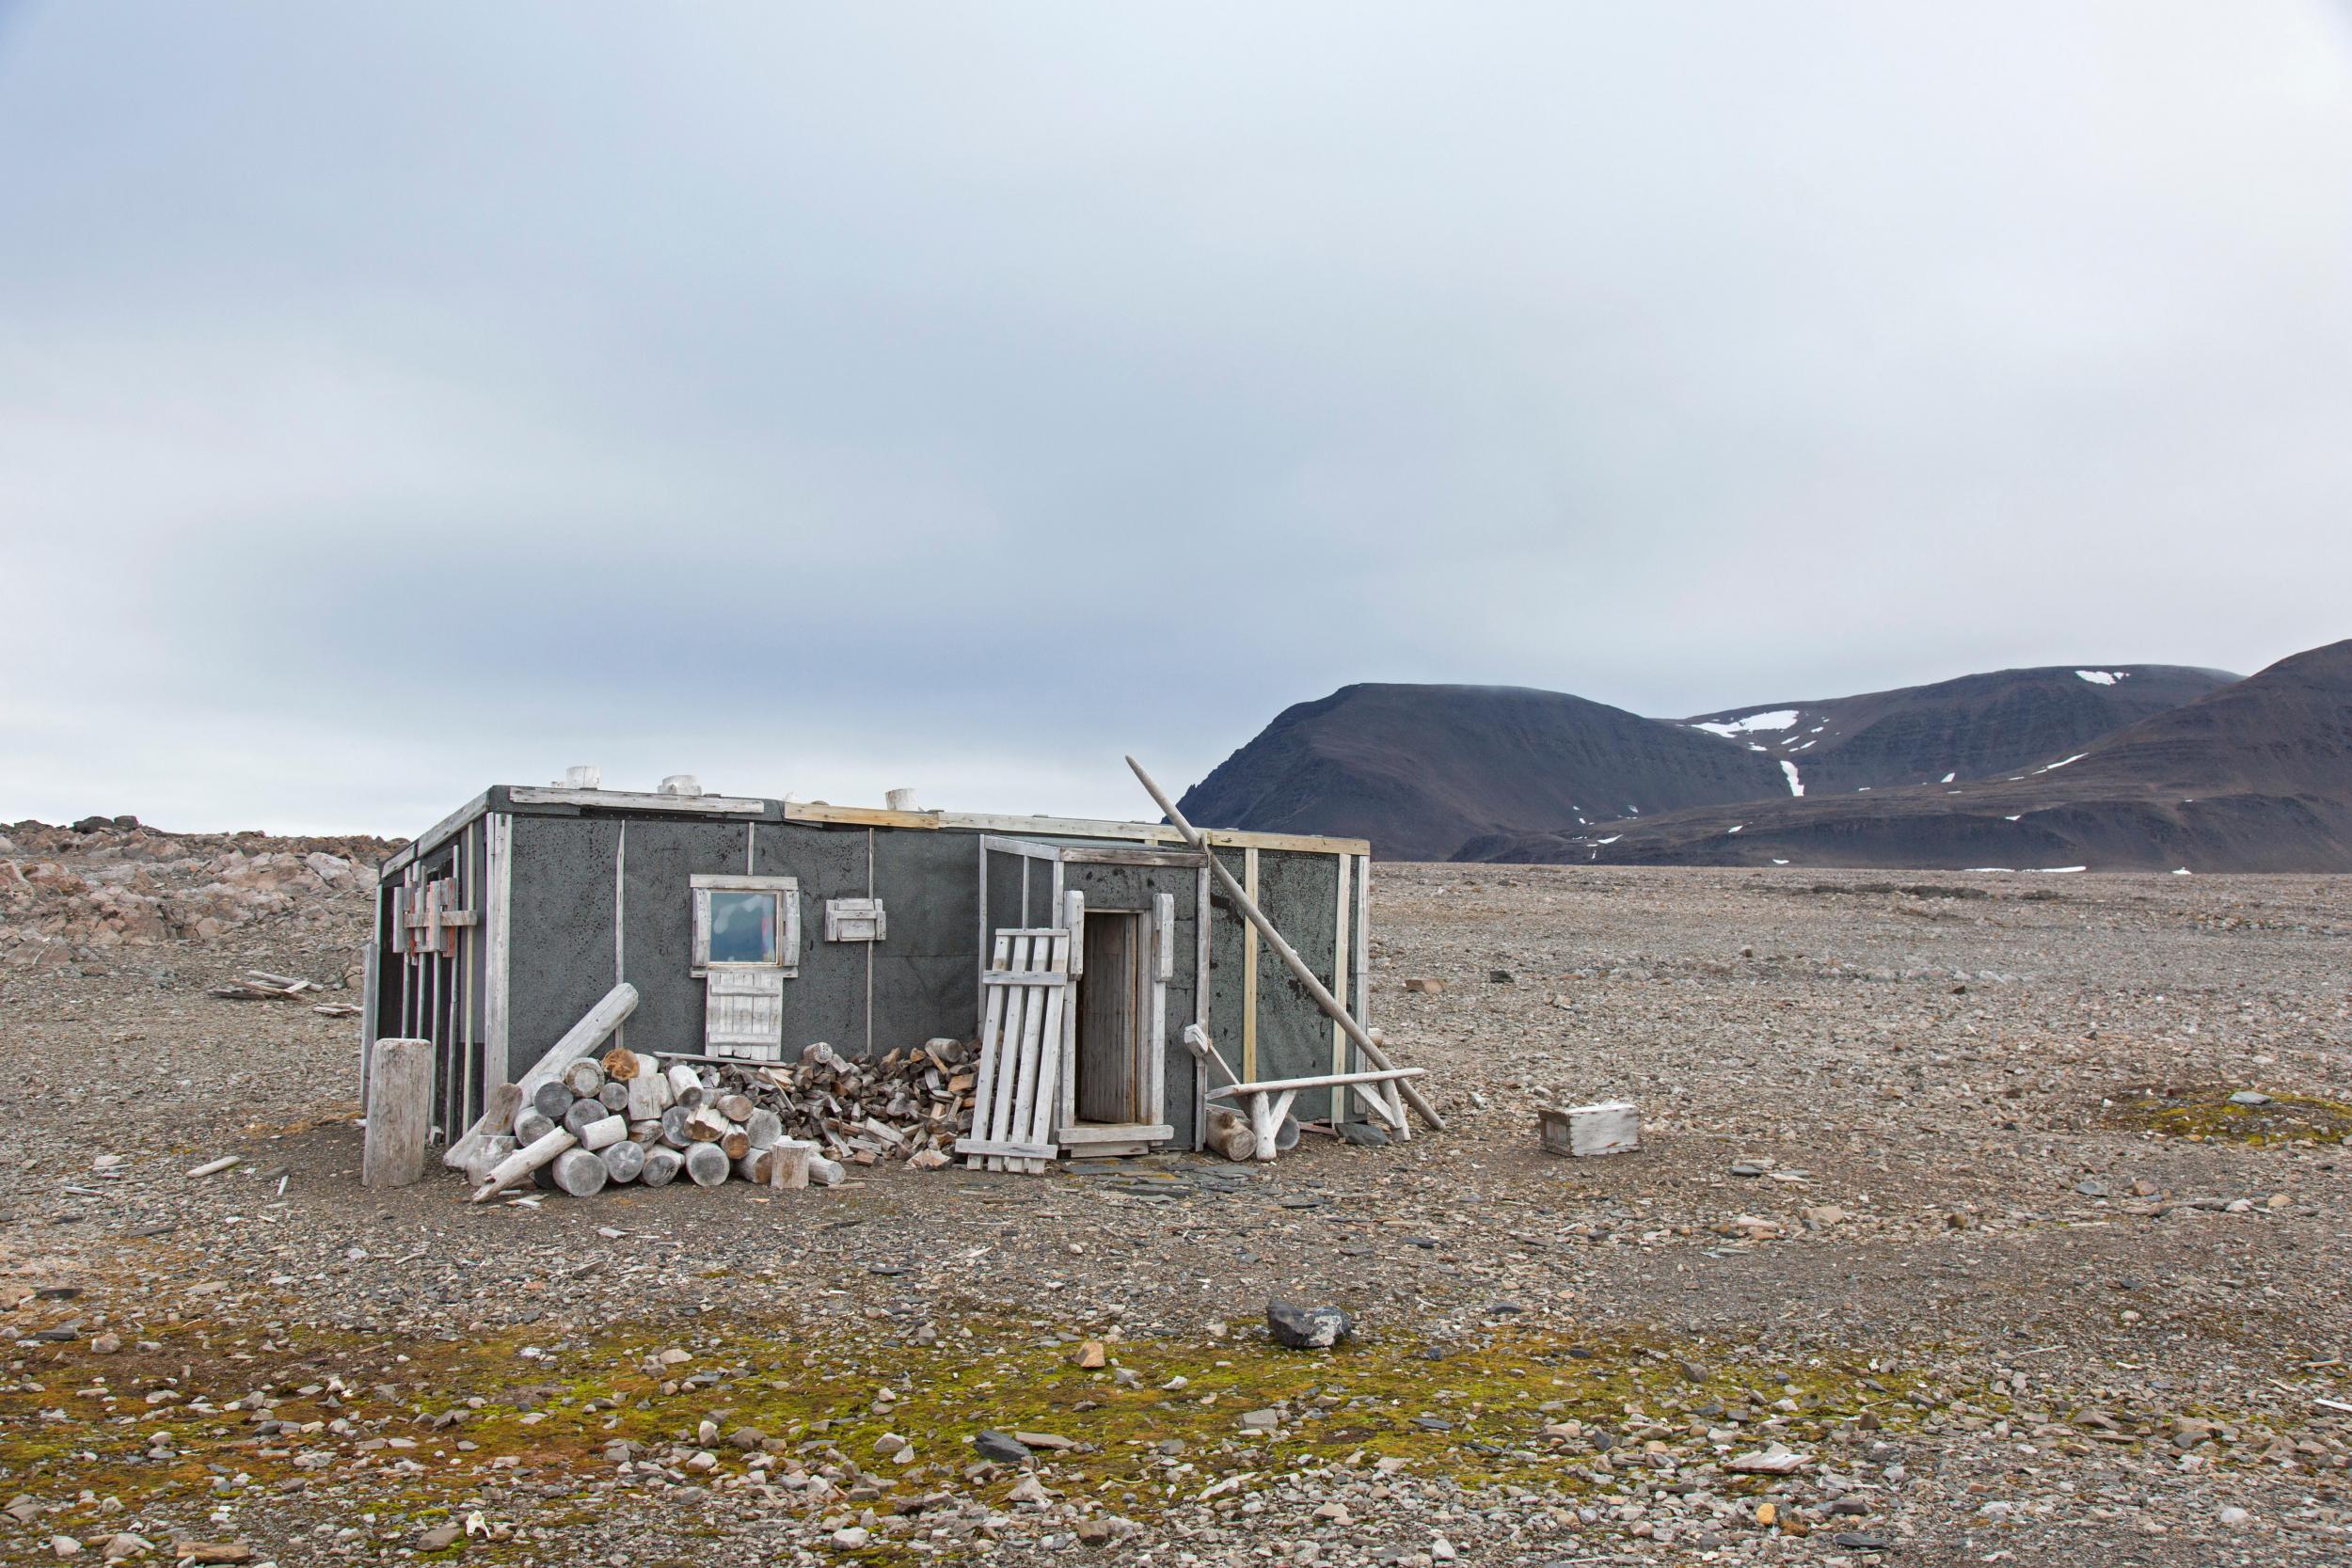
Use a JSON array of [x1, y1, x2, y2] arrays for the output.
[[4, 3, 2349, 834]]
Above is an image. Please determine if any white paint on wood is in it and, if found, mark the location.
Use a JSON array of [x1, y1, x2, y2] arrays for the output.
[[1539, 1101, 1641, 1158], [469, 1127, 576, 1202]]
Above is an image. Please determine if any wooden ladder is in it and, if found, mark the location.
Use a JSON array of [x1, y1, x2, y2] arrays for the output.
[[956, 927, 1070, 1174]]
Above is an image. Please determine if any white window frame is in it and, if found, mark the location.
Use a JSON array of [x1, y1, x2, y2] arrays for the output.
[[691, 873, 800, 977]]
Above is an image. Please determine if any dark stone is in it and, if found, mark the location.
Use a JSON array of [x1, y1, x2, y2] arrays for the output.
[[1831, 1534, 1894, 1551], [973, 1429, 1032, 1465], [1488, 969, 1514, 984], [70, 816, 113, 833], [1266, 1300, 1353, 1350], [1338, 1122, 1391, 1147], [111, 815, 140, 831]]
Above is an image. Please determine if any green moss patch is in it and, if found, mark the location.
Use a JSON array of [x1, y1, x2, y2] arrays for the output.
[[2105, 1085, 2352, 1145]]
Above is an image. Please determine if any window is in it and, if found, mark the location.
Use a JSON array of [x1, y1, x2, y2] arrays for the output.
[[691, 874, 800, 976]]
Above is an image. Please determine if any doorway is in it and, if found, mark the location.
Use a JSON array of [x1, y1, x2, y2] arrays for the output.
[[1075, 911, 1146, 1124]]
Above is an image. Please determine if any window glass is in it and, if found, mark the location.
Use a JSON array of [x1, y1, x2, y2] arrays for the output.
[[707, 890, 780, 965]]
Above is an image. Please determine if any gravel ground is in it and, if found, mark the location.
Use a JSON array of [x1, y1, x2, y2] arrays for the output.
[[4, 859, 2351, 1566]]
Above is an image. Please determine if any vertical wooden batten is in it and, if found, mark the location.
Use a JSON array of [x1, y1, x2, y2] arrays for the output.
[[484, 812, 513, 1086], [1331, 851, 1351, 1123], [1241, 847, 1260, 1081]]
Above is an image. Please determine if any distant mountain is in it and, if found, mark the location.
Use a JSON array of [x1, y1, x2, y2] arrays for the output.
[[1464, 640, 2352, 872], [1180, 662, 2243, 863], [1173, 685, 1786, 863], [1678, 664, 2237, 799]]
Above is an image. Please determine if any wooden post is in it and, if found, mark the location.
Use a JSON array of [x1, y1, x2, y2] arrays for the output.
[[1125, 756, 1444, 1131], [442, 1081, 523, 1172], [362, 1038, 433, 1188]]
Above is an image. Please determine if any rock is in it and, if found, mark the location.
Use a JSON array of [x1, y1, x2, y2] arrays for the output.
[[2229, 1090, 2272, 1106], [1403, 976, 1445, 994], [1726, 1444, 1810, 1474], [2074, 1178, 2110, 1197], [831, 1527, 869, 1547], [1488, 969, 1514, 983], [1801, 1205, 1850, 1228], [2218, 1505, 2252, 1528], [89, 1332, 121, 1354], [1239, 1408, 1282, 1430], [70, 816, 113, 834], [974, 1429, 1032, 1464], [1074, 1339, 1106, 1369], [416, 1523, 461, 1550], [873, 1433, 906, 1455], [1431, 1535, 1457, 1562], [1075, 1518, 1114, 1544], [730, 1426, 766, 1450], [1730, 1159, 1771, 1177], [1007, 1475, 1050, 1505], [49, 1538, 81, 1560], [1338, 1121, 1391, 1147], [1266, 1300, 1353, 1349], [98, 1536, 151, 1561]]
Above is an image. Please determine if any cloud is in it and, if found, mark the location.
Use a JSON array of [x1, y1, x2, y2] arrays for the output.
[[2, 2, 2348, 832]]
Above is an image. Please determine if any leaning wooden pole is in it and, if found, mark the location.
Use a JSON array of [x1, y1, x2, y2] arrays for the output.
[[1126, 755, 1445, 1132]]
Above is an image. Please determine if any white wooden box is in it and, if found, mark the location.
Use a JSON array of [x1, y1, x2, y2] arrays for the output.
[[1539, 1101, 1640, 1158]]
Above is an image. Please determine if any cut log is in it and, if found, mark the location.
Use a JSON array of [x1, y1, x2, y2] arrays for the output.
[[599, 1138, 645, 1183], [1204, 1108, 1258, 1163], [666, 1064, 706, 1109], [579, 1114, 628, 1152], [462, 1134, 516, 1187], [562, 1058, 607, 1099], [563, 1099, 610, 1137], [600, 1046, 643, 1081], [640, 1145, 684, 1187], [628, 1117, 663, 1144], [531, 1081, 576, 1122], [744, 1109, 782, 1148], [719, 1126, 751, 1160], [469, 1128, 578, 1202], [514, 1109, 556, 1145], [551, 1148, 609, 1197], [686, 1105, 730, 1143], [443, 1082, 526, 1172], [597, 1083, 630, 1112], [361, 1037, 433, 1189], [806, 1153, 846, 1187], [510, 982, 639, 1103], [768, 1139, 813, 1189], [626, 1069, 670, 1120], [660, 1106, 695, 1148], [716, 1092, 755, 1122], [683, 1142, 730, 1187]]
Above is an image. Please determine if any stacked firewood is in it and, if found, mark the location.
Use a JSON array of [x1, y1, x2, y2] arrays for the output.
[[755, 1037, 977, 1167], [460, 1037, 977, 1200]]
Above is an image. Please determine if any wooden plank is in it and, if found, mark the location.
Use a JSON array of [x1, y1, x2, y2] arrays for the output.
[[510, 786, 769, 815], [935, 809, 1369, 857], [1005, 933, 1053, 1170], [381, 789, 492, 877], [979, 833, 1064, 862], [983, 970, 1069, 987], [485, 812, 512, 1085], [1331, 852, 1350, 1123], [984, 933, 1036, 1168], [962, 932, 1013, 1170], [954, 1137, 1058, 1161], [784, 801, 939, 830], [1207, 1066, 1426, 1098], [1022, 932, 1069, 1172], [513, 983, 641, 1101], [1242, 847, 1260, 1081], [1057, 847, 1207, 869], [1058, 1122, 1175, 1144]]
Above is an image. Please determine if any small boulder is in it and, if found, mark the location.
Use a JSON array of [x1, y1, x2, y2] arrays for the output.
[[415, 1523, 461, 1551], [1266, 1300, 1353, 1350], [973, 1429, 1032, 1464]]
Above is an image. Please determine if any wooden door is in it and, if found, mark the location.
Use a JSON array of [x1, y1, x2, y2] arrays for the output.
[[1076, 911, 1143, 1122]]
